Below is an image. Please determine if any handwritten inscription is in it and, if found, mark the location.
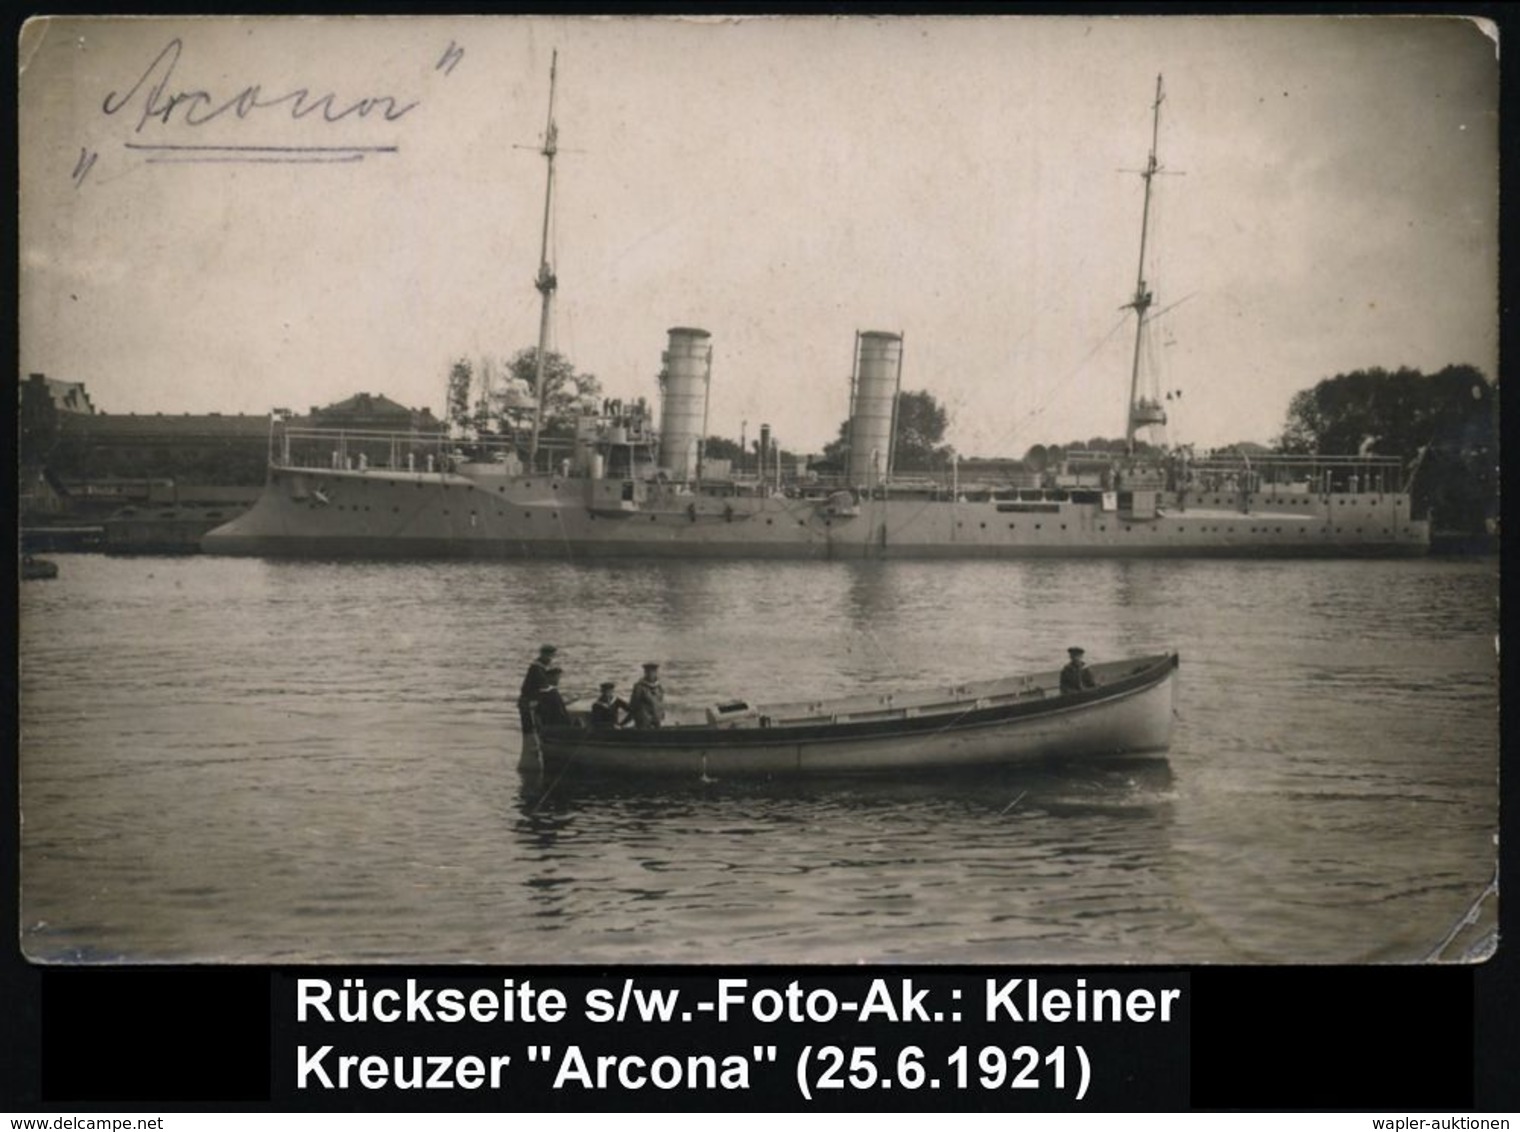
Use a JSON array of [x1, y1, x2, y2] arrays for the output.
[[437, 40, 465, 76], [102, 38, 421, 134], [72, 147, 98, 188]]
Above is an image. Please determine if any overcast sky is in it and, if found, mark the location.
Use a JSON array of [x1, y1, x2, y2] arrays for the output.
[[19, 15, 1498, 457]]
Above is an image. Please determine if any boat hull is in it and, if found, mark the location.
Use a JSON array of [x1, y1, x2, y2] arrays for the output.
[[532, 654, 1179, 778]]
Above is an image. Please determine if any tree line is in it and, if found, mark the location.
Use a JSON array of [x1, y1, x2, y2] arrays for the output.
[[1276, 364, 1497, 535], [21, 352, 1497, 537]]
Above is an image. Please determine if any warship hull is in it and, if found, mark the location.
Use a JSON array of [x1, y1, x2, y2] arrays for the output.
[[202, 464, 1431, 559]]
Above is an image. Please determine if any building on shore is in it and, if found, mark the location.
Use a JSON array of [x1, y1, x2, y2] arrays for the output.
[[21, 374, 443, 487], [19, 372, 96, 415], [19, 374, 442, 551]]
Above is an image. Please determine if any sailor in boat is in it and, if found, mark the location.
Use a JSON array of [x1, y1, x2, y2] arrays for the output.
[[518, 644, 558, 737], [628, 662, 667, 729], [535, 667, 572, 729], [589, 681, 630, 729], [1060, 646, 1098, 694]]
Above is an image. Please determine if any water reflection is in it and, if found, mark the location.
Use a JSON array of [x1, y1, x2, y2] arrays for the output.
[[515, 757, 1176, 817], [844, 560, 896, 628], [495, 757, 1183, 962]]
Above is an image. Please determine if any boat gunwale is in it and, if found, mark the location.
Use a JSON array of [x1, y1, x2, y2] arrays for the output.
[[538, 652, 1178, 751]]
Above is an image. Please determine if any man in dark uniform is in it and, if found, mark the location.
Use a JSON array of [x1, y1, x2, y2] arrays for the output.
[[534, 667, 571, 728], [518, 644, 557, 736], [628, 662, 666, 729], [589, 681, 630, 729], [1060, 646, 1098, 694]]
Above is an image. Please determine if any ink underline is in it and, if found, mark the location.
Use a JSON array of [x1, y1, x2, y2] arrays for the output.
[[124, 142, 399, 165]]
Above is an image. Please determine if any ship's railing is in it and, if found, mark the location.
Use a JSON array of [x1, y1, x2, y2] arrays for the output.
[[267, 424, 1412, 495], [1062, 449, 1411, 494], [269, 425, 578, 474], [1181, 453, 1409, 494], [1063, 448, 1406, 470], [794, 451, 1410, 498]]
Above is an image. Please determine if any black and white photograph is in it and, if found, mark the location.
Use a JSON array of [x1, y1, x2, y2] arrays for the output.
[[17, 15, 1499, 968]]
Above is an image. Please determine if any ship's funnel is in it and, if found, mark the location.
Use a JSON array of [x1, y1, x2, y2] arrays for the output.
[[659, 327, 711, 480], [847, 331, 903, 485]]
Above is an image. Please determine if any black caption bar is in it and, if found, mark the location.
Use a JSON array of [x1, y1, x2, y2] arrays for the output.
[[27, 966, 1499, 1109], [271, 971, 1190, 1110]]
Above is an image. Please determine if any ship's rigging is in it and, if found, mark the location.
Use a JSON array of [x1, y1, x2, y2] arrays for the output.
[[526, 50, 560, 468], [1124, 73, 1172, 456]]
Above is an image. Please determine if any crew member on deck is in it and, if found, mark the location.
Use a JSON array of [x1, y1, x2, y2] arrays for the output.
[[629, 662, 667, 729], [1060, 646, 1098, 694], [590, 681, 630, 729], [534, 667, 571, 728], [518, 644, 557, 735]]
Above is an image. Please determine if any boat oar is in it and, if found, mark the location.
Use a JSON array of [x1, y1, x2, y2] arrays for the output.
[[516, 702, 545, 771], [531, 720, 546, 772], [1000, 790, 1027, 815]]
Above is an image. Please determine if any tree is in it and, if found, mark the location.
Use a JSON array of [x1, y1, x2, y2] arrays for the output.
[[702, 435, 745, 464], [446, 359, 473, 433], [820, 388, 955, 472], [486, 349, 602, 441], [1278, 364, 1497, 533], [894, 390, 954, 470], [1021, 438, 1161, 471], [1279, 365, 1493, 459]]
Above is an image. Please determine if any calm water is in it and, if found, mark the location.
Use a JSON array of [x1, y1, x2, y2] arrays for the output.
[[18, 553, 1498, 965]]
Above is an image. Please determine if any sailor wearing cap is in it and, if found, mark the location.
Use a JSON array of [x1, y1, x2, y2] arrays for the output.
[[1059, 646, 1098, 694], [535, 666, 571, 728], [590, 681, 630, 730], [518, 644, 558, 735], [628, 662, 667, 729]]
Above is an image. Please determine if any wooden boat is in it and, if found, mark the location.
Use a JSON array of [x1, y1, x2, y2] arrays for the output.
[[530, 653, 1179, 777]]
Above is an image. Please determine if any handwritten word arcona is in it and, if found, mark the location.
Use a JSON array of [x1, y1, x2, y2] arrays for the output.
[[103, 38, 421, 133]]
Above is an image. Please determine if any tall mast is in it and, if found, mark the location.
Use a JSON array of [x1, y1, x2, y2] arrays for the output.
[[1124, 73, 1164, 456], [527, 50, 559, 469]]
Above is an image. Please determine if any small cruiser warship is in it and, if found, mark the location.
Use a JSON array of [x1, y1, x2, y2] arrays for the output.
[[202, 68, 1430, 561]]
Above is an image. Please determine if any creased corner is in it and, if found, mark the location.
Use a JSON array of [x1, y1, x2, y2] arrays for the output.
[[17, 15, 55, 80]]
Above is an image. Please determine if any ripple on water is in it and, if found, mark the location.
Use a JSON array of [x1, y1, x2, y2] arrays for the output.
[[18, 554, 1498, 964]]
